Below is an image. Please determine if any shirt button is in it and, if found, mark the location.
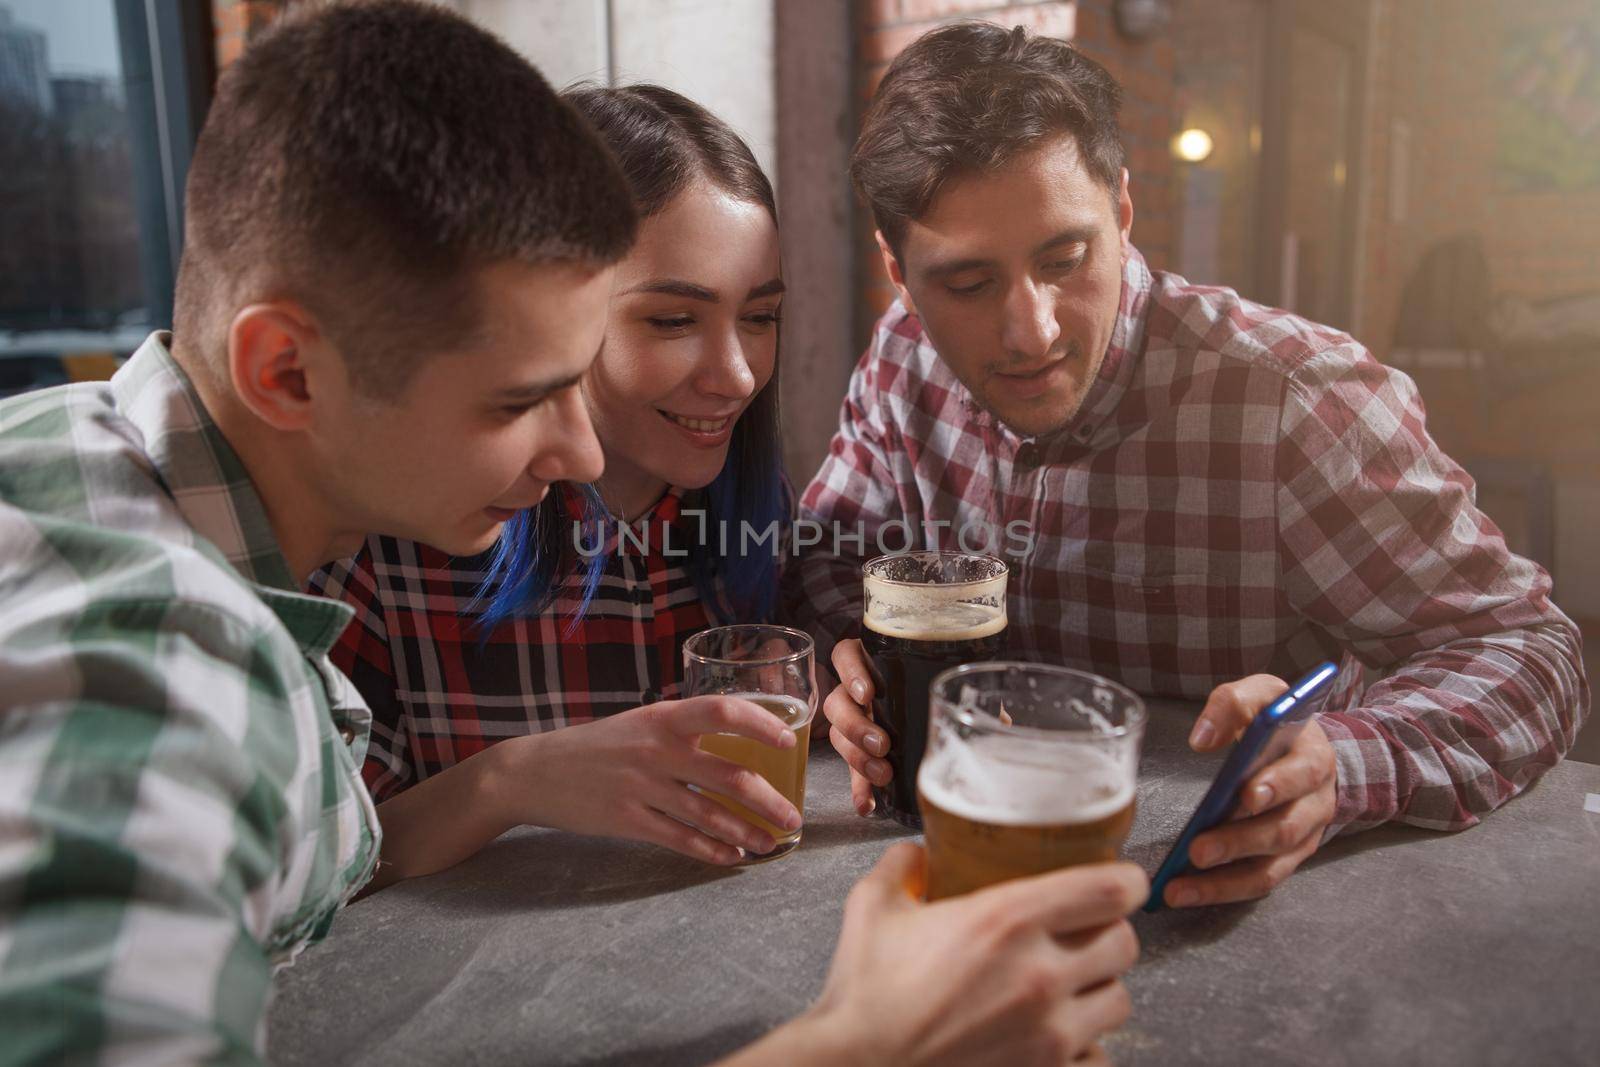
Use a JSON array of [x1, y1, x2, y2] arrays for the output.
[[338, 726, 356, 746], [1015, 443, 1039, 467]]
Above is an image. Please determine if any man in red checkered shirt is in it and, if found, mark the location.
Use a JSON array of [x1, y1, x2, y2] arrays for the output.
[[793, 22, 1589, 909]]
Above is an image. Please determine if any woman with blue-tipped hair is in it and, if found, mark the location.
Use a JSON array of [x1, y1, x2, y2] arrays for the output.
[[311, 84, 798, 886]]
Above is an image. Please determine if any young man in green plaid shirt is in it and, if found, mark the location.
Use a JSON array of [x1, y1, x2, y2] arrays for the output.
[[0, 2, 633, 1059], [0, 3, 1150, 1063]]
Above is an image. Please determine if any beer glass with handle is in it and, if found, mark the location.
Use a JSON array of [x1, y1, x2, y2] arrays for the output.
[[919, 662, 1145, 901], [861, 552, 1008, 829], [683, 625, 818, 862]]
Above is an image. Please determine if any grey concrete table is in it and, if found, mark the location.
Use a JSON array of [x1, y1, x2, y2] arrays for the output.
[[268, 704, 1600, 1066]]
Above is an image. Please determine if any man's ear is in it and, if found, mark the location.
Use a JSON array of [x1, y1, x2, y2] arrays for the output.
[[875, 230, 917, 318], [1117, 167, 1134, 258], [226, 302, 325, 432]]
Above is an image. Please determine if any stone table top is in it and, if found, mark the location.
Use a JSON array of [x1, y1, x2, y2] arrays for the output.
[[268, 702, 1600, 1066]]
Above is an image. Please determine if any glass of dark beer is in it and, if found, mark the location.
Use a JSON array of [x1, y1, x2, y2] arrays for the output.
[[683, 625, 818, 862], [860, 552, 1008, 829], [918, 662, 1145, 901]]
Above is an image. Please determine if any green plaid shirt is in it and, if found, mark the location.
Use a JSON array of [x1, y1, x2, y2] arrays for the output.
[[0, 333, 381, 1064]]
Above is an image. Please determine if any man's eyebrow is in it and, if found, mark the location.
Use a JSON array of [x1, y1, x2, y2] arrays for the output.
[[623, 279, 719, 301], [923, 228, 1099, 278], [495, 370, 585, 401], [1032, 227, 1097, 256], [924, 254, 996, 279], [495, 338, 606, 401], [747, 277, 785, 300]]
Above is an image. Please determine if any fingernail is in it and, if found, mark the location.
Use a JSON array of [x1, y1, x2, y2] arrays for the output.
[[1190, 721, 1217, 749], [786, 808, 803, 831], [850, 680, 867, 701], [867, 758, 891, 784], [1251, 784, 1273, 810], [1192, 844, 1220, 868], [864, 731, 886, 756], [750, 836, 774, 854], [1172, 887, 1200, 907]]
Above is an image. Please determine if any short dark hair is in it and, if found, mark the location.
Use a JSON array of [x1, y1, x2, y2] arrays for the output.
[[850, 22, 1125, 257], [173, 0, 638, 397]]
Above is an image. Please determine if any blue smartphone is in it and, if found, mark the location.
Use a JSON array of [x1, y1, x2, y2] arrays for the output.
[[1143, 661, 1339, 912]]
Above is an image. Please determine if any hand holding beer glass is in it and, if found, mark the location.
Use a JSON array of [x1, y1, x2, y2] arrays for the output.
[[684, 625, 818, 861], [919, 662, 1145, 900], [858, 552, 1008, 828]]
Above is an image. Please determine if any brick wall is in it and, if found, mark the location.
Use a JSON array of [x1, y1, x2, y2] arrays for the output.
[[852, 0, 1179, 340], [1070, 0, 1177, 273]]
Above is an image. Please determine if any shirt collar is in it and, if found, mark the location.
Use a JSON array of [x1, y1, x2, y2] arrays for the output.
[[111, 333, 352, 650], [576, 485, 691, 557]]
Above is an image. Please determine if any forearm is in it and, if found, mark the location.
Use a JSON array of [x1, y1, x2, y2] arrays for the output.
[[714, 1007, 867, 1067], [1321, 620, 1589, 836], [367, 740, 522, 891]]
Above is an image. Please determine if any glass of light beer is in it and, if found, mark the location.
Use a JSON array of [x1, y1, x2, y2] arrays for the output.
[[919, 662, 1145, 901], [861, 552, 1008, 829], [683, 624, 817, 862]]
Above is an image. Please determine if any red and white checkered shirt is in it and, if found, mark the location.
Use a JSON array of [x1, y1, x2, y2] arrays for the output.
[[787, 248, 1588, 837], [310, 489, 715, 802]]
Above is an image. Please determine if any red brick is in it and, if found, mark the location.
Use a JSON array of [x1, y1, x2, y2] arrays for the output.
[[215, 2, 246, 37]]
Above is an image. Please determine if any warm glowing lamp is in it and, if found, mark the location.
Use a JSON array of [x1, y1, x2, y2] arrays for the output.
[[1173, 128, 1214, 163]]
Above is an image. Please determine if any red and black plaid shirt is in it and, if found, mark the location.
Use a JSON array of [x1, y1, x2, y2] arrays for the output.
[[310, 489, 716, 802], [785, 248, 1589, 837]]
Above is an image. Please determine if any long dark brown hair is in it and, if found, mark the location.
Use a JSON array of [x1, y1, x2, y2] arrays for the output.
[[480, 84, 786, 630]]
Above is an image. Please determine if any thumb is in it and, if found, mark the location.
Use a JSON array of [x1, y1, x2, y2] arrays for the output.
[[1189, 674, 1289, 751], [858, 842, 927, 908]]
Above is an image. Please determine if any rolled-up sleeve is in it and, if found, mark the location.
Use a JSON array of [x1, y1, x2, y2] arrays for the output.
[[1273, 347, 1588, 836]]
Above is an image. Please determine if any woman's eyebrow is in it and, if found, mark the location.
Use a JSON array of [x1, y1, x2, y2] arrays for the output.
[[623, 279, 719, 301]]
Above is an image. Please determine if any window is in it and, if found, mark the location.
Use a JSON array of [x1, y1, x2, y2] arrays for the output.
[[0, 0, 210, 397]]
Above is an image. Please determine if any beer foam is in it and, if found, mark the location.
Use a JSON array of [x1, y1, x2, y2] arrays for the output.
[[863, 554, 1007, 641], [918, 738, 1133, 826], [864, 599, 1006, 642]]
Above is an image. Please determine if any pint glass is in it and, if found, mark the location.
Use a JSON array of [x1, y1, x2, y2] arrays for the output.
[[860, 552, 1008, 828], [683, 625, 818, 862], [919, 662, 1145, 901]]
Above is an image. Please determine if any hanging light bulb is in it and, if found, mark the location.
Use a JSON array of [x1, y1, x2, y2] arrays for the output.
[[1173, 128, 1214, 163]]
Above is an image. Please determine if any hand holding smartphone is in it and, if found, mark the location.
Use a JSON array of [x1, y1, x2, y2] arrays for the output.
[[1144, 662, 1339, 912]]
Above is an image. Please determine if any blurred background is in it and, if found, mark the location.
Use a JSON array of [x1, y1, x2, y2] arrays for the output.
[[2, 0, 1595, 754]]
